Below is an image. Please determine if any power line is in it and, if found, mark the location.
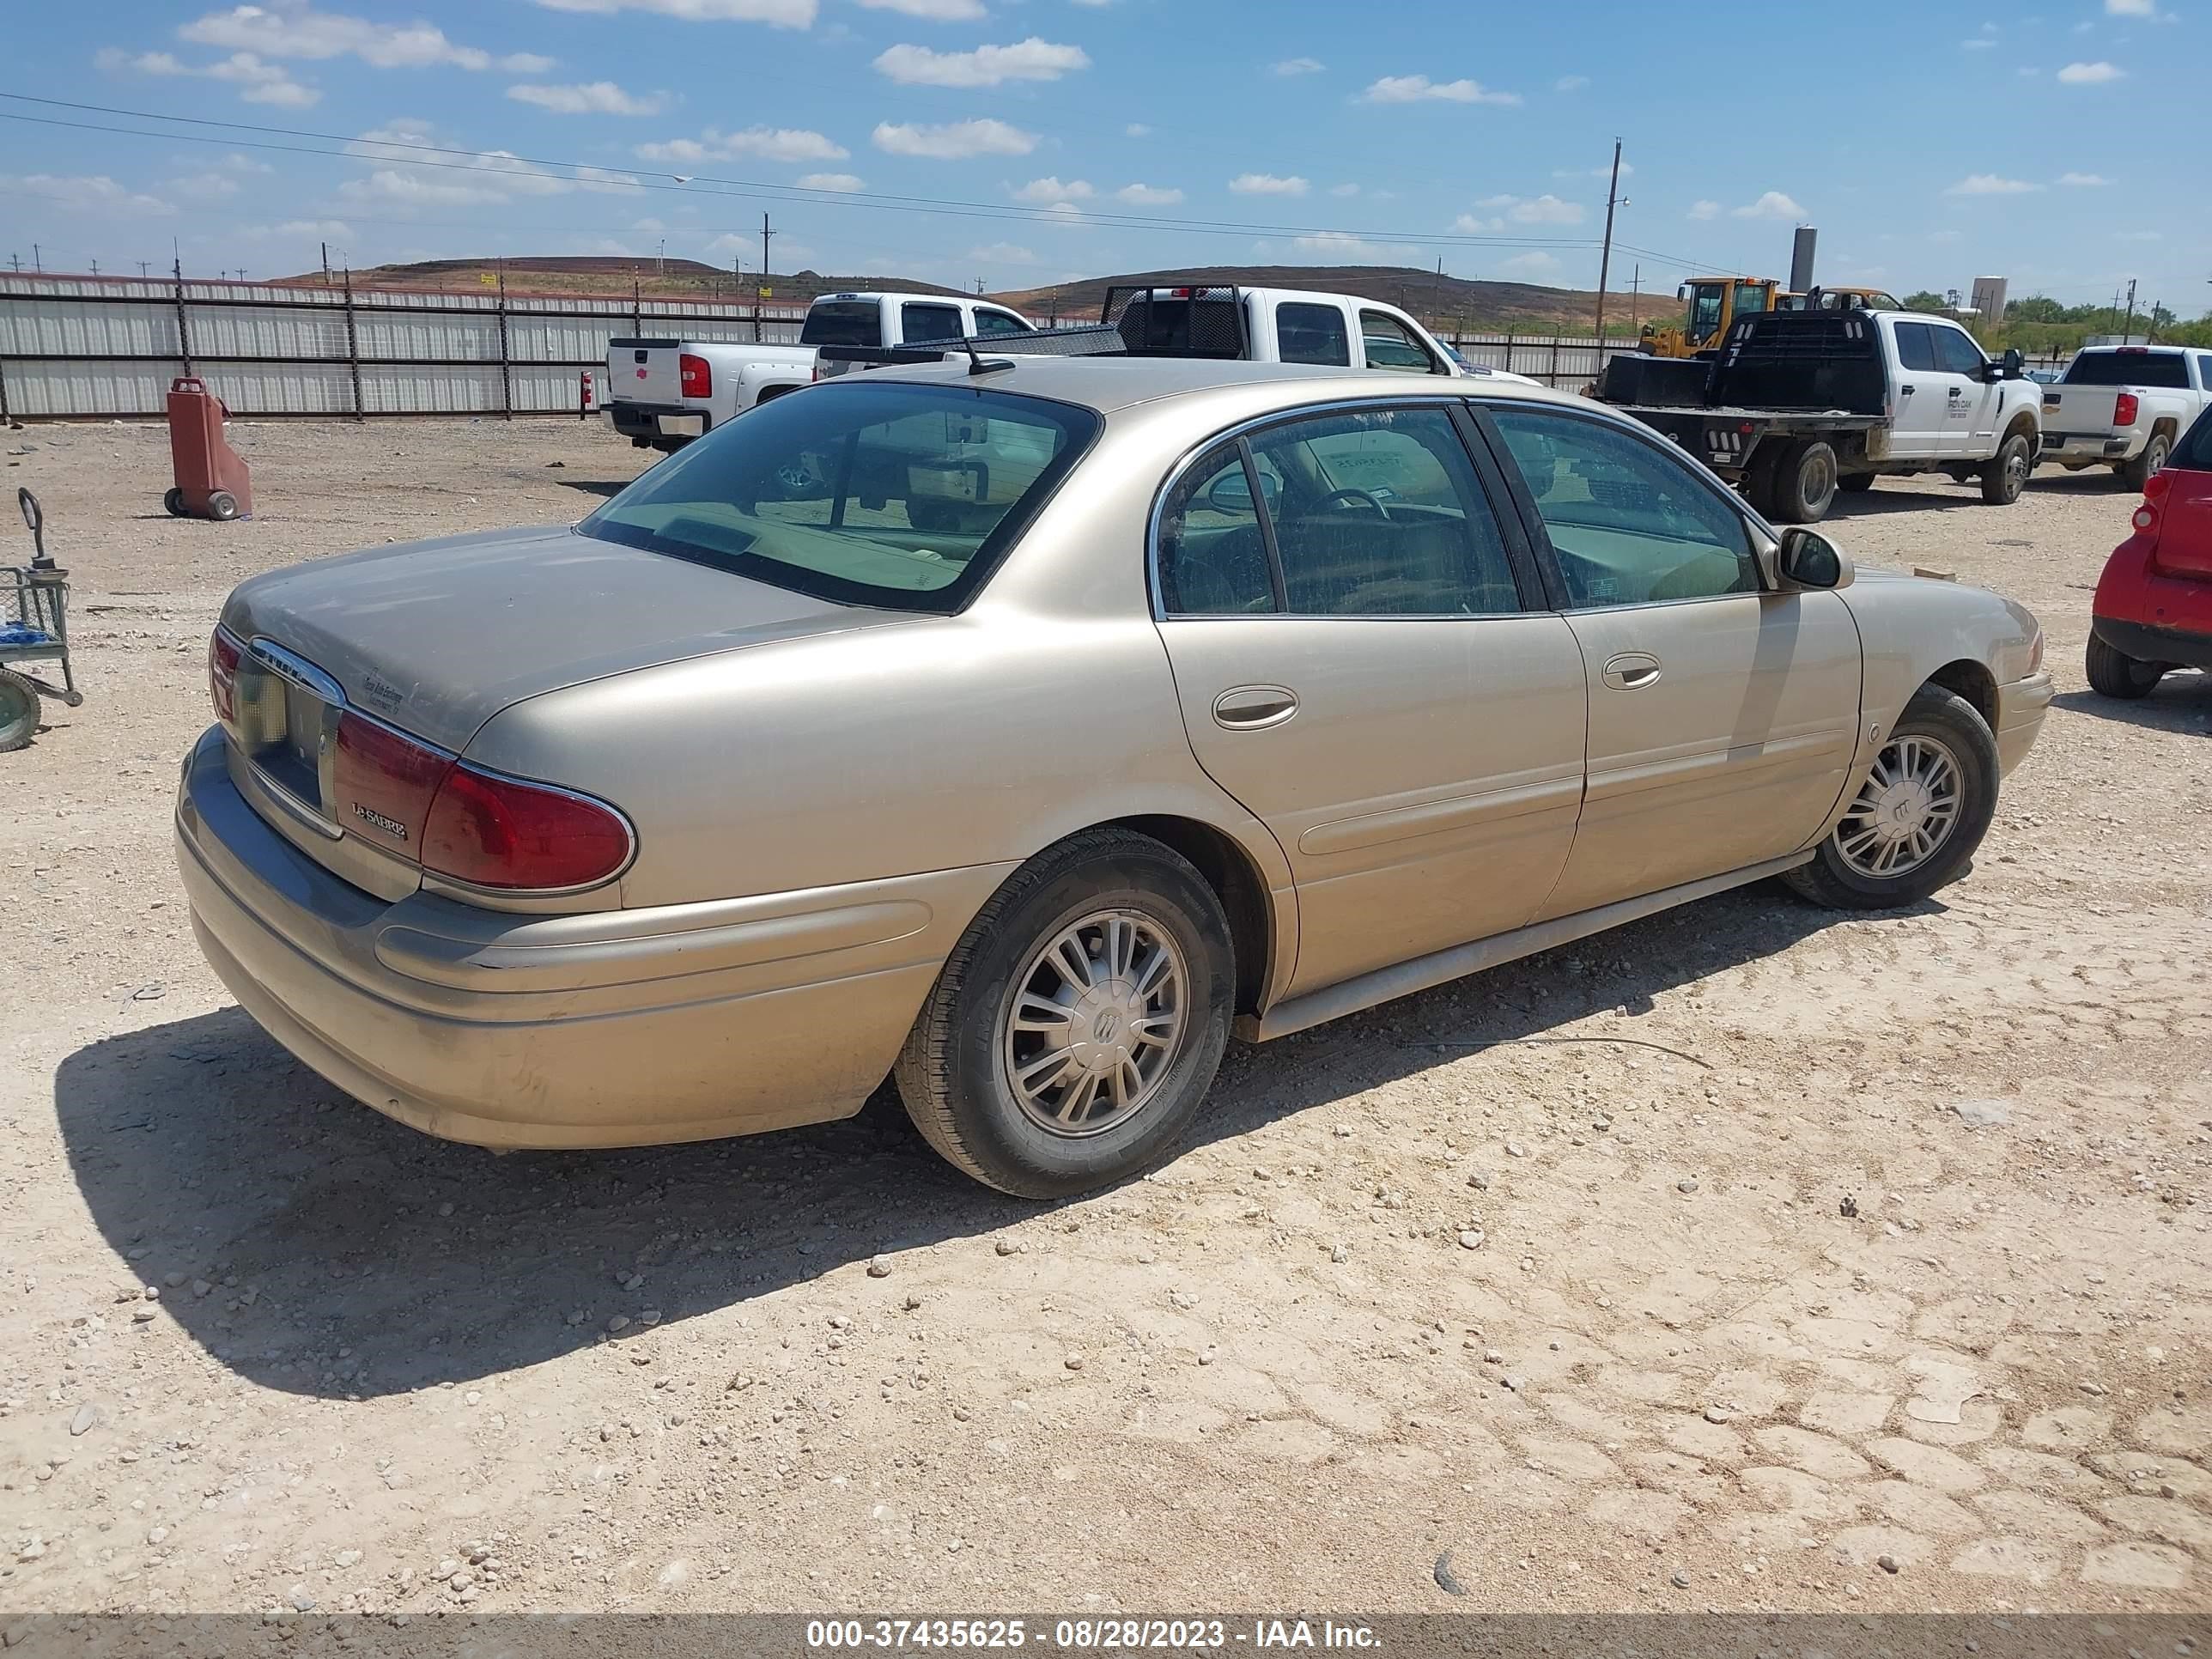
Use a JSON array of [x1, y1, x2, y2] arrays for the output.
[[0, 93, 1717, 269]]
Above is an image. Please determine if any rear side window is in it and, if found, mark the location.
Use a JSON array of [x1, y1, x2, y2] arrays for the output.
[[1893, 322, 1937, 373], [799, 303, 881, 348], [901, 302, 964, 344], [1275, 302, 1351, 367], [583, 380, 1097, 613], [2062, 351, 2191, 390], [1158, 441, 1278, 615], [1931, 328, 1987, 377], [973, 308, 1030, 337]]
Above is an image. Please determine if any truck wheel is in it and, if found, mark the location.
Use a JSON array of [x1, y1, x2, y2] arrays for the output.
[[2119, 431, 2172, 493], [1837, 473, 1876, 495], [2085, 633, 2166, 700], [1979, 433, 2032, 505], [1765, 439, 1838, 524], [205, 490, 240, 522], [0, 669, 40, 751]]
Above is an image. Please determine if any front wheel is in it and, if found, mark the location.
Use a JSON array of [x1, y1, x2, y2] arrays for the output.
[[0, 669, 42, 751], [1784, 686, 1999, 910], [894, 829, 1235, 1198], [162, 487, 187, 517], [2086, 632, 2166, 699], [1980, 433, 2032, 505], [205, 490, 240, 521]]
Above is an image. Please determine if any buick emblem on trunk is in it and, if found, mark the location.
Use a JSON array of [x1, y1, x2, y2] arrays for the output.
[[353, 802, 408, 841]]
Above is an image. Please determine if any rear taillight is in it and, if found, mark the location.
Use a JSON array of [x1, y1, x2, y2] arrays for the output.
[[679, 352, 711, 398], [2114, 391, 2138, 428], [332, 711, 453, 852], [209, 626, 241, 723], [2132, 469, 2171, 540], [421, 763, 634, 892]]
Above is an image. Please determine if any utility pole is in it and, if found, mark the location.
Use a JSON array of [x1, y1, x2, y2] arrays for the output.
[[975, 277, 985, 296], [754, 213, 775, 343], [1594, 137, 1622, 341], [6, 255, 18, 274], [31, 244, 40, 273], [137, 259, 152, 279], [1630, 263, 1640, 334], [2120, 276, 2137, 343], [322, 241, 332, 287]]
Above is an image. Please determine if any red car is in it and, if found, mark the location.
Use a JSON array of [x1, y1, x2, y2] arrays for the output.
[[2089, 406, 2212, 698]]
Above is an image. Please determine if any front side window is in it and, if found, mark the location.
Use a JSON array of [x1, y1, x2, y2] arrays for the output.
[[1358, 311, 1441, 374], [584, 380, 1097, 613], [1931, 327, 1988, 377], [1488, 408, 1759, 607], [1686, 285, 1726, 344], [1893, 321, 1938, 373], [900, 302, 964, 343], [1275, 302, 1352, 367]]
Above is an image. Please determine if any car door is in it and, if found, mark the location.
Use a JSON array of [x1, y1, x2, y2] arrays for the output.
[[1929, 323, 1999, 458], [1480, 404, 1862, 920], [1357, 310, 1448, 375], [1152, 402, 1587, 995], [1888, 320, 1948, 459]]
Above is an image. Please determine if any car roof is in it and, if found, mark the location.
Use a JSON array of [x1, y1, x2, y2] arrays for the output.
[[848, 355, 1583, 416]]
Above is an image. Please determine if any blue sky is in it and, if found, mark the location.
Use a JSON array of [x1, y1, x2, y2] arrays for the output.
[[0, 0, 2199, 313]]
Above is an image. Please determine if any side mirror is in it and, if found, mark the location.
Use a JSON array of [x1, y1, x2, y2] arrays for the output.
[[1777, 526, 1850, 590], [1206, 470, 1278, 516], [2000, 347, 2026, 380]]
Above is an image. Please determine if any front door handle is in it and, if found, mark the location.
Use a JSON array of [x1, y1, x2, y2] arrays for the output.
[[1212, 685, 1299, 729], [1899, 385, 1915, 396], [1601, 653, 1662, 690]]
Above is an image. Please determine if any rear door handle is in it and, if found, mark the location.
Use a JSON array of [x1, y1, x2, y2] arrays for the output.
[[1212, 685, 1299, 729], [1601, 653, 1662, 690]]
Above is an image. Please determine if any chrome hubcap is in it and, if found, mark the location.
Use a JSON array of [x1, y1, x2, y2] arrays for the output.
[[1002, 910, 1186, 1137], [1836, 732, 1962, 878]]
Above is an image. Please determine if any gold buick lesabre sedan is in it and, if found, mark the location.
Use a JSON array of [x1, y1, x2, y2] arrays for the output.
[[178, 358, 2052, 1196]]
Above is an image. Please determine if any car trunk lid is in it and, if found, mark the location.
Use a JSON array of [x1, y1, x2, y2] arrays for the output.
[[2149, 465, 2212, 580], [2041, 385, 2123, 436], [606, 337, 687, 407]]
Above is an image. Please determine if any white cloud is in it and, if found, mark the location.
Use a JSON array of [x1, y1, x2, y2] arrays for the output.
[[99, 46, 319, 106], [1330, 183, 1360, 198], [1731, 190, 1805, 220], [873, 118, 1036, 158], [1229, 172, 1308, 196], [967, 241, 1037, 264], [1497, 251, 1561, 277], [1010, 175, 1094, 203], [2057, 171, 2111, 185], [532, 0, 816, 25], [1948, 173, 2043, 194], [1475, 193, 1584, 225], [1554, 74, 1589, 91], [1451, 213, 1504, 233], [1272, 57, 1323, 75], [274, 217, 353, 238], [1687, 199, 1720, 221], [1, 172, 176, 216], [338, 121, 638, 205], [178, 6, 554, 71], [507, 81, 667, 115], [2106, 0, 2154, 12], [167, 169, 245, 201], [1293, 230, 1388, 258], [797, 172, 865, 191], [635, 125, 848, 162], [1116, 182, 1184, 205], [2057, 60, 2125, 81], [1361, 74, 1520, 106], [1962, 35, 1996, 47], [1124, 123, 1151, 137], [858, 0, 984, 16], [873, 37, 1088, 86]]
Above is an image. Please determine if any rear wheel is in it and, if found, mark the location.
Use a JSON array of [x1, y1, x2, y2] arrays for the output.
[[205, 490, 240, 522], [162, 487, 187, 517], [1784, 686, 1998, 910], [1763, 439, 1839, 524], [0, 669, 42, 751], [2120, 431, 2172, 493], [893, 829, 1234, 1199], [1980, 432, 2033, 505], [2085, 632, 2166, 699]]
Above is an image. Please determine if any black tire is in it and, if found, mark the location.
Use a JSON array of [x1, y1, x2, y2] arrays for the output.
[[2119, 430, 2172, 494], [906, 499, 960, 534], [893, 828, 1235, 1199], [1837, 472, 1876, 494], [1765, 439, 1839, 524], [1784, 685, 2000, 910], [2085, 632, 2166, 699], [1979, 432, 2032, 505], [0, 668, 41, 752], [162, 487, 187, 517], [205, 490, 240, 522]]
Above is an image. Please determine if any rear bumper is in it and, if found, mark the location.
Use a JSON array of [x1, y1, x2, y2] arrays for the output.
[[607, 402, 708, 441], [2092, 618, 2212, 672], [1994, 671, 2054, 776], [175, 726, 1007, 1150], [2040, 431, 2135, 464]]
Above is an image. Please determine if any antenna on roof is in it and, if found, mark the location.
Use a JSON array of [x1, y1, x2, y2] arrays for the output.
[[959, 335, 1012, 376]]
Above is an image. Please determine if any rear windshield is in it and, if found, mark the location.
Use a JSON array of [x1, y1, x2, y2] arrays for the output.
[[2063, 350, 2191, 389], [799, 303, 882, 348], [581, 380, 1098, 613]]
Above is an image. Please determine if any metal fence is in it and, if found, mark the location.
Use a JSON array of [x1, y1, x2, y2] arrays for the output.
[[0, 274, 1680, 420], [0, 274, 813, 421]]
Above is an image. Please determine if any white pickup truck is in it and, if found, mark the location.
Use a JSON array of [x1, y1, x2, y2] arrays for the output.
[[1104, 284, 1528, 380], [605, 290, 1036, 451], [2039, 344, 2212, 488]]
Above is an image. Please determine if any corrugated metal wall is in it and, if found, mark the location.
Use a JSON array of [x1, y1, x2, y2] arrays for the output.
[[0, 275, 808, 420]]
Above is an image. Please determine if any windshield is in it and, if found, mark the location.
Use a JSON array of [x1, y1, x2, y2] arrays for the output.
[[799, 303, 882, 348], [581, 380, 1097, 613], [2063, 351, 2190, 390]]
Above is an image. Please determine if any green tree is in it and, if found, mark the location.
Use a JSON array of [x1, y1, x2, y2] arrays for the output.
[[1901, 290, 1952, 313]]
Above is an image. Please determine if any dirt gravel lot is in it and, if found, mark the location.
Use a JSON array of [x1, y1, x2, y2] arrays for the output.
[[1, 416, 2208, 1625]]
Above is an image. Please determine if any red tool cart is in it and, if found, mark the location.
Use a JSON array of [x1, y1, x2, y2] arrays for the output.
[[163, 376, 254, 521]]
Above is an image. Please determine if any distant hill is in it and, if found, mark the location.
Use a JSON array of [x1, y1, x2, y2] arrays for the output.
[[273, 258, 969, 304], [994, 264, 1678, 337]]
